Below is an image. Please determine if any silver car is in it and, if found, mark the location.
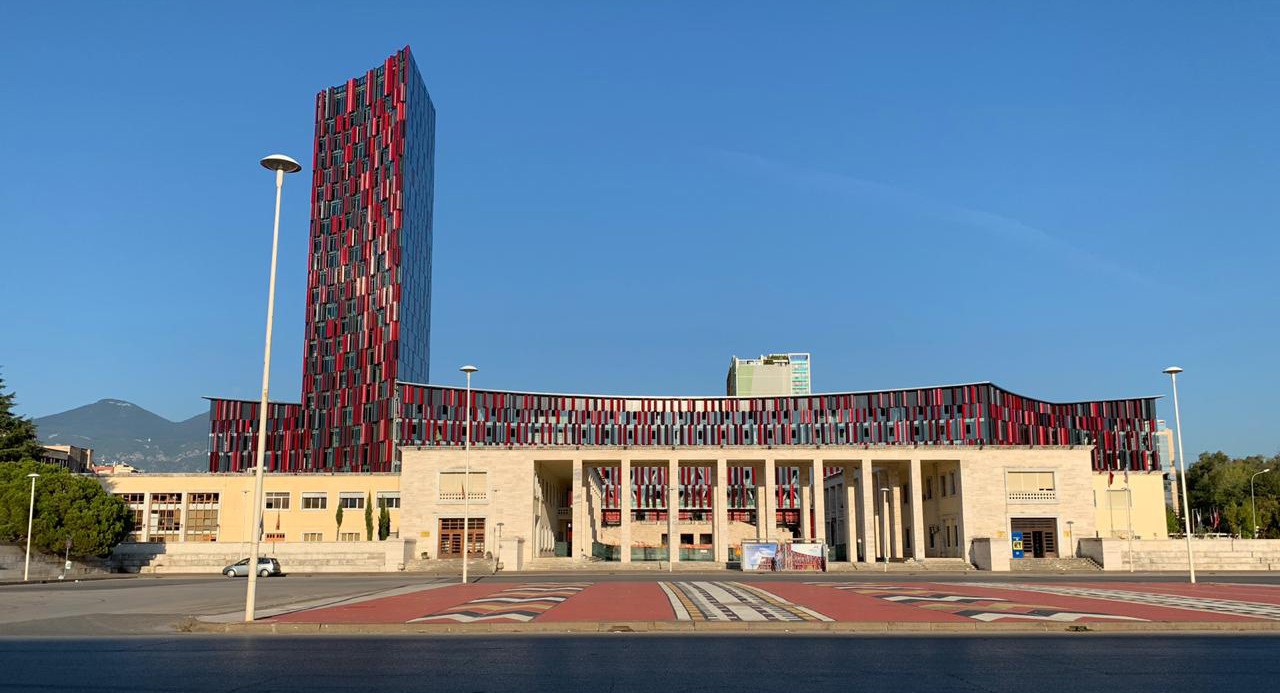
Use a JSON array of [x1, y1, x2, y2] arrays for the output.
[[222, 557, 283, 578]]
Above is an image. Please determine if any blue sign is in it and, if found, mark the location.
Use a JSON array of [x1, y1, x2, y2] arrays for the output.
[[1011, 531, 1025, 559]]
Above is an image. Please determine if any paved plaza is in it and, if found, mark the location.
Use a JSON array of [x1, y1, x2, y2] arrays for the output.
[[256, 579, 1280, 628]]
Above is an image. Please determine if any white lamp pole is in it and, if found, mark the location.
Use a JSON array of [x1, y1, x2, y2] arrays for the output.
[[245, 153, 301, 623], [460, 365, 478, 584], [23, 473, 39, 581], [1163, 366, 1196, 584], [1251, 469, 1271, 539]]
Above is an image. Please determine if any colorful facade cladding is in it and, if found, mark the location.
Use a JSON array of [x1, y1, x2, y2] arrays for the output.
[[395, 381, 1161, 472], [301, 46, 435, 473], [207, 398, 304, 472]]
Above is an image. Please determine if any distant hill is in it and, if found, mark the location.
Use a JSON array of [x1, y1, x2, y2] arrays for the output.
[[34, 399, 209, 473]]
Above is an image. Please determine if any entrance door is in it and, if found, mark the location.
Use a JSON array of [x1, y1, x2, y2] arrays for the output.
[[1010, 518, 1058, 558], [439, 518, 486, 557]]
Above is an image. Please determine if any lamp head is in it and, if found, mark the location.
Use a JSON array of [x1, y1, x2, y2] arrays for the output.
[[260, 154, 302, 174], [459, 365, 478, 374], [1163, 366, 1184, 375], [27, 472, 39, 479]]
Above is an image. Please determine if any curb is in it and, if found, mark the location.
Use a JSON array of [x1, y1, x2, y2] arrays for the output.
[[190, 619, 1280, 636]]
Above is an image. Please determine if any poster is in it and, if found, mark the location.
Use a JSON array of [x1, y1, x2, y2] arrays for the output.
[[740, 541, 779, 571]]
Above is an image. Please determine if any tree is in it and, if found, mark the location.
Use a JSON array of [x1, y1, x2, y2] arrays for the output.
[[364, 492, 374, 541], [0, 374, 44, 464], [377, 505, 391, 541], [0, 461, 133, 558], [1184, 451, 1280, 538], [335, 504, 344, 540]]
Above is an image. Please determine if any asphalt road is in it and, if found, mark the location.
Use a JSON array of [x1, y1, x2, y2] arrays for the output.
[[1, 634, 1277, 692], [2, 572, 1278, 635]]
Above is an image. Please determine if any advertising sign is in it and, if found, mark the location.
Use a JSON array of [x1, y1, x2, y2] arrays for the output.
[[740, 541, 779, 571], [1011, 531, 1025, 559], [778, 542, 827, 571]]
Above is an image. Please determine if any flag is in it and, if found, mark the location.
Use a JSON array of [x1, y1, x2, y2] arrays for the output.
[[1108, 471, 1115, 487], [1124, 469, 1130, 485], [275, 512, 281, 531]]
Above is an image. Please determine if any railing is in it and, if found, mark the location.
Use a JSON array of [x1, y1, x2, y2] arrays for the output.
[[1007, 490, 1056, 502], [556, 507, 570, 519], [438, 491, 487, 502]]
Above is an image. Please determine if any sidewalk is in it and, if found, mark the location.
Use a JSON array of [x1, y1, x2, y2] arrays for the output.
[[197, 578, 1280, 634]]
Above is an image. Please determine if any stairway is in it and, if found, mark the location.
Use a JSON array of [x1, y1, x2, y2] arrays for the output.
[[1011, 557, 1102, 572]]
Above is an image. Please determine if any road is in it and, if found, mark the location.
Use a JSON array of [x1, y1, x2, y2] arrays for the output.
[[1, 634, 1277, 692], [2, 572, 1278, 635]]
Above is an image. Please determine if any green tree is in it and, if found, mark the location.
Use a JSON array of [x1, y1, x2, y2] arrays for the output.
[[0, 461, 133, 558], [335, 504, 344, 540], [0, 374, 44, 463], [377, 504, 391, 541], [1184, 451, 1280, 538], [1166, 506, 1181, 535], [364, 492, 374, 541]]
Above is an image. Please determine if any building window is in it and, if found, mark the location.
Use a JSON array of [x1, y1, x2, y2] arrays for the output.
[[265, 492, 290, 510], [377, 491, 400, 509], [264, 532, 285, 542], [949, 471, 957, 496], [925, 478, 933, 501], [302, 492, 328, 510], [185, 492, 220, 542], [439, 472, 486, 501], [116, 493, 146, 541], [339, 492, 365, 509], [302, 532, 324, 542], [339, 532, 361, 542], [1006, 471, 1057, 502], [148, 492, 183, 542]]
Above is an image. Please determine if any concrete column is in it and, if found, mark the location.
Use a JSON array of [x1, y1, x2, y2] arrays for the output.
[[763, 458, 776, 541], [889, 471, 903, 558], [799, 465, 812, 540], [620, 459, 632, 563], [910, 459, 926, 560], [843, 473, 858, 562], [811, 460, 826, 544], [142, 492, 152, 543], [714, 459, 728, 563], [754, 463, 765, 540], [178, 492, 188, 543], [668, 460, 679, 564], [858, 460, 876, 561], [571, 461, 586, 559], [954, 462, 967, 562]]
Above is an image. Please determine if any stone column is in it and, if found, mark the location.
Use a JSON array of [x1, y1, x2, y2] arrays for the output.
[[142, 492, 153, 543], [799, 465, 812, 540], [668, 459, 679, 564], [909, 459, 926, 560], [843, 472, 858, 562], [571, 461, 586, 560], [811, 459, 826, 544], [955, 462, 967, 561], [754, 462, 766, 540], [620, 459, 632, 563], [714, 459, 728, 563], [178, 492, 188, 543], [889, 471, 903, 558], [763, 458, 776, 541], [859, 460, 876, 561]]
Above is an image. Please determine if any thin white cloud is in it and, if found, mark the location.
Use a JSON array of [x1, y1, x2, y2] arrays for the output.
[[713, 149, 1160, 288]]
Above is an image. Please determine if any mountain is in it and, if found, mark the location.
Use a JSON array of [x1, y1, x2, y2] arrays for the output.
[[34, 399, 209, 473]]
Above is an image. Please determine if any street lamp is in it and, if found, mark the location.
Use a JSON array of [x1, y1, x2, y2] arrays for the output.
[[1251, 469, 1271, 539], [460, 365, 478, 584], [1163, 366, 1196, 584], [879, 486, 891, 573], [494, 521, 504, 574], [23, 473, 39, 582], [244, 153, 302, 623]]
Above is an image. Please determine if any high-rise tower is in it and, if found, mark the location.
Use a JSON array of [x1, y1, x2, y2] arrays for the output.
[[301, 47, 436, 472]]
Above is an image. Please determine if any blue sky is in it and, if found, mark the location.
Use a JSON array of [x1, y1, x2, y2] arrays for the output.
[[2, 2, 1277, 459]]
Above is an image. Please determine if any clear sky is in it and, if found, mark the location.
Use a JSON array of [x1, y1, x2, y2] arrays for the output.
[[2, 1, 1277, 459]]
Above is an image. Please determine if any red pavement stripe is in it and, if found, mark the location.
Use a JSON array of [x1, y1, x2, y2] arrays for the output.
[[272, 584, 505, 623], [929, 583, 1258, 622], [760, 583, 971, 622], [535, 582, 673, 623]]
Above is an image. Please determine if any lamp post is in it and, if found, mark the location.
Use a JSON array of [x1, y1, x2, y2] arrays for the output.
[[23, 473, 39, 582], [494, 521, 504, 574], [1163, 366, 1196, 584], [244, 153, 302, 623], [460, 365, 478, 584], [1251, 469, 1271, 539], [879, 487, 891, 573]]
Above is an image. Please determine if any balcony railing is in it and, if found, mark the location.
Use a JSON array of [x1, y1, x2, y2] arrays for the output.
[[439, 491, 487, 502], [1007, 490, 1056, 502]]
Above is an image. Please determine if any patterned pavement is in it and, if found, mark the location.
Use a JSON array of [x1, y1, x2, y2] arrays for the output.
[[265, 580, 1280, 625]]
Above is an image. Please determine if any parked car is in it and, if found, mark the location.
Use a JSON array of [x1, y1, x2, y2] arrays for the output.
[[222, 557, 283, 578]]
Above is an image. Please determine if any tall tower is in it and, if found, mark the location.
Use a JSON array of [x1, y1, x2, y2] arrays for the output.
[[301, 47, 436, 472]]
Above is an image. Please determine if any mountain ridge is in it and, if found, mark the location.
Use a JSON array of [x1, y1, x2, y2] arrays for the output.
[[34, 399, 209, 473]]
